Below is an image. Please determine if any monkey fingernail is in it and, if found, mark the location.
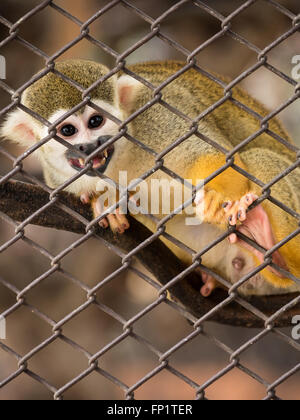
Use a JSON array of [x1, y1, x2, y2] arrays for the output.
[[228, 233, 237, 244], [228, 215, 235, 225], [222, 201, 232, 212], [245, 193, 258, 205], [238, 209, 246, 221], [200, 286, 211, 297]]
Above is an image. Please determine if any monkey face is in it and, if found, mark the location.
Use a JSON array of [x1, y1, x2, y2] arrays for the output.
[[0, 64, 143, 194], [37, 100, 122, 192]]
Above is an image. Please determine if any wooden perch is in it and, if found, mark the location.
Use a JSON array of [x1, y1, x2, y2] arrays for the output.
[[0, 180, 299, 328]]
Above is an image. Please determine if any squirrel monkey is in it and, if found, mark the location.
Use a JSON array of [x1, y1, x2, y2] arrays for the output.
[[1, 59, 299, 297]]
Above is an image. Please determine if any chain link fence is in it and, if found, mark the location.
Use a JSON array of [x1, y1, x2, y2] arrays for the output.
[[0, 0, 299, 400]]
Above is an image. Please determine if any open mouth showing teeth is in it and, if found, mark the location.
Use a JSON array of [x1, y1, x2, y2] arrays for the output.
[[67, 146, 114, 176]]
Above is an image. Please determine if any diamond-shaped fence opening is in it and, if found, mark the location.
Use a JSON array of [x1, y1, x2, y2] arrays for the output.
[[0, 0, 299, 400]]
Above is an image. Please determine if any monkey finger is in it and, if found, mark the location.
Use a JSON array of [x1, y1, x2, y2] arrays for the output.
[[107, 214, 122, 234], [200, 275, 218, 297], [242, 193, 259, 207], [228, 233, 238, 244], [228, 213, 238, 226], [222, 200, 233, 213], [90, 196, 109, 229], [115, 209, 130, 230], [196, 269, 219, 297], [194, 189, 205, 206], [99, 218, 109, 229], [107, 214, 128, 234], [238, 208, 247, 222]]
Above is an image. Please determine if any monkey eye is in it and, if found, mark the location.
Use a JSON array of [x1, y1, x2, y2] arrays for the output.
[[88, 115, 104, 129], [60, 124, 77, 137]]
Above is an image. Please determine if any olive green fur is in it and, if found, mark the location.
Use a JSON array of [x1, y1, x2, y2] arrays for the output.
[[23, 59, 115, 121], [125, 61, 295, 160]]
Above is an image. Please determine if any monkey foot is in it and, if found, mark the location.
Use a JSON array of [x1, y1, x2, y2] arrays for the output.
[[223, 193, 288, 277], [89, 195, 130, 234], [197, 270, 219, 297]]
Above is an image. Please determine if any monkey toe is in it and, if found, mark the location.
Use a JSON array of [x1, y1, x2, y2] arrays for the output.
[[99, 218, 109, 229], [116, 209, 130, 231], [199, 271, 219, 297]]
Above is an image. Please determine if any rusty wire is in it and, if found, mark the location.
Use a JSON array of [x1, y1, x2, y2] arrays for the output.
[[0, 0, 299, 400]]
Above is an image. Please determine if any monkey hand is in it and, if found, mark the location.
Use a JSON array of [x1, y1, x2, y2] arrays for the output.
[[81, 193, 130, 234], [194, 188, 232, 227]]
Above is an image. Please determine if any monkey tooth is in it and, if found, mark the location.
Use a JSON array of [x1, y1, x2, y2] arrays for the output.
[[66, 141, 114, 175]]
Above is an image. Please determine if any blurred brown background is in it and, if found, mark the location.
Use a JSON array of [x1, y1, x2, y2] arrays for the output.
[[0, 0, 299, 400]]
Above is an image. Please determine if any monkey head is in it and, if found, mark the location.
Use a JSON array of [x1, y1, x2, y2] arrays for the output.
[[0, 59, 141, 195]]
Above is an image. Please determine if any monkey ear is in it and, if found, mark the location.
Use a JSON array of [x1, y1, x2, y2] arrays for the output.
[[117, 75, 143, 111], [0, 109, 39, 147]]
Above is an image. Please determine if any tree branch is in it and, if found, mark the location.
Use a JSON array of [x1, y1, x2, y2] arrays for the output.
[[0, 180, 299, 328]]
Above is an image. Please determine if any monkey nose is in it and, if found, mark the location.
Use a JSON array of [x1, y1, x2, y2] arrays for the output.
[[76, 136, 112, 155]]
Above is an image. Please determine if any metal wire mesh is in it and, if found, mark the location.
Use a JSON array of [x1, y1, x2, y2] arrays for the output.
[[0, 0, 299, 400]]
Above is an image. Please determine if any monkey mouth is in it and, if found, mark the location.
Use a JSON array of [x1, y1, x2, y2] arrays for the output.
[[66, 146, 114, 176]]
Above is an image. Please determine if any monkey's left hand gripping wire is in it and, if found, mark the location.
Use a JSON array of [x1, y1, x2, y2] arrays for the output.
[[0, 179, 299, 328]]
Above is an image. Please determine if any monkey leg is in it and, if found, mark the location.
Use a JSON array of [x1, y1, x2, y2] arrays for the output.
[[90, 195, 130, 234], [223, 193, 292, 286]]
